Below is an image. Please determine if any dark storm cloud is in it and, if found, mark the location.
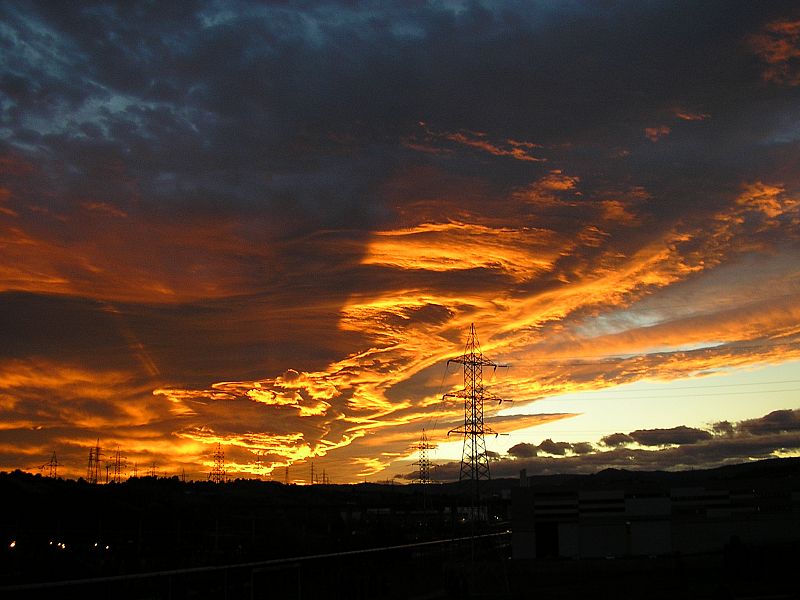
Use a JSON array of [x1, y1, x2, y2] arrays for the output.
[[601, 432, 634, 447], [3, 0, 799, 262], [738, 409, 800, 435], [508, 438, 595, 459], [4, 2, 798, 189], [491, 432, 800, 478], [438, 409, 800, 479], [629, 425, 713, 446], [508, 442, 537, 458]]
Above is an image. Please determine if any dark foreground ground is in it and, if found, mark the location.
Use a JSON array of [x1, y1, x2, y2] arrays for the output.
[[1, 459, 798, 599]]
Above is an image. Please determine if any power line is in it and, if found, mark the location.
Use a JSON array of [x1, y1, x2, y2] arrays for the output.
[[502, 339, 800, 364], [562, 378, 800, 394], [556, 387, 800, 401], [549, 382, 800, 399]]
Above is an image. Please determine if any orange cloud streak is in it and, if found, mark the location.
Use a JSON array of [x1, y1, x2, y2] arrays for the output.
[[748, 19, 800, 86]]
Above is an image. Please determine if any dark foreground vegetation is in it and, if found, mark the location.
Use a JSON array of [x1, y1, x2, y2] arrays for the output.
[[0, 458, 798, 599]]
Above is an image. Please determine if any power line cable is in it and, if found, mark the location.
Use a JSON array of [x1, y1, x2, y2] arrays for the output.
[[502, 339, 800, 365]]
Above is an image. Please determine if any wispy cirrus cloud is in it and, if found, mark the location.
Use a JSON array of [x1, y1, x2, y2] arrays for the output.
[[405, 122, 544, 162]]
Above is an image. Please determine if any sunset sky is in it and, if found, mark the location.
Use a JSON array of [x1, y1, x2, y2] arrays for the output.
[[1, 1, 800, 483]]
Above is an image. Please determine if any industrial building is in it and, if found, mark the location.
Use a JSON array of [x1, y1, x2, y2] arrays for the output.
[[512, 463, 800, 560]]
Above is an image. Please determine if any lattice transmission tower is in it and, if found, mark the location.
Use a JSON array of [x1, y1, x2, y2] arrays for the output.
[[46, 451, 59, 478], [86, 439, 102, 484], [110, 446, 125, 483], [413, 428, 437, 484], [208, 443, 226, 483], [444, 324, 508, 500]]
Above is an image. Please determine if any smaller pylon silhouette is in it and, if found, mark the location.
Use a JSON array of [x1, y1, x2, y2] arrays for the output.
[[110, 446, 125, 483], [413, 429, 437, 484], [208, 443, 226, 483], [46, 451, 59, 478], [86, 439, 102, 484]]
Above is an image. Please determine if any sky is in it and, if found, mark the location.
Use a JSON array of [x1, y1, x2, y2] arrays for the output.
[[1, 1, 800, 484]]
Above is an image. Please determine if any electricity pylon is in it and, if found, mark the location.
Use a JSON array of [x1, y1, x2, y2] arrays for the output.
[[110, 446, 125, 483], [413, 429, 437, 484], [444, 324, 508, 508], [46, 451, 59, 478], [87, 439, 102, 484], [208, 443, 226, 483]]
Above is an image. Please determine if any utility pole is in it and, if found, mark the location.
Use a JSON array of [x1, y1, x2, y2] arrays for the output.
[[444, 324, 508, 516], [413, 429, 437, 484]]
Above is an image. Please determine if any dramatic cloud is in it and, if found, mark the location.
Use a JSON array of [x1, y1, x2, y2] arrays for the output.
[[1, 1, 799, 482]]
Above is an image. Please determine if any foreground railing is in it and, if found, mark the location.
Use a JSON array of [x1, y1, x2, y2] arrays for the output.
[[1, 530, 512, 600]]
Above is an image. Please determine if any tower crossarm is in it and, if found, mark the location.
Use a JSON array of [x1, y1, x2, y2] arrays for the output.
[[482, 391, 509, 405], [446, 357, 507, 369], [442, 388, 508, 404], [415, 442, 437, 451], [447, 424, 498, 437]]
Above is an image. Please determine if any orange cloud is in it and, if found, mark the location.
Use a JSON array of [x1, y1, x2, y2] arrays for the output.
[[672, 109, 710, 121], [736, 181, 797, 220], [0, 165, 287, 303], [405, 122, 544, 162], [748, 19, 800, 85], [644, 125, 671, 142], [601, 199, 641, 225], [362, 221, 561, 282]]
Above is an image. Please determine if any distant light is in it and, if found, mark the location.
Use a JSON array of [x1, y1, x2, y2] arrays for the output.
[[105, 545, 110, 550], [94, 542, 98, 547], [9, 541, 16, 549], [49, 541, 54, 545]]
